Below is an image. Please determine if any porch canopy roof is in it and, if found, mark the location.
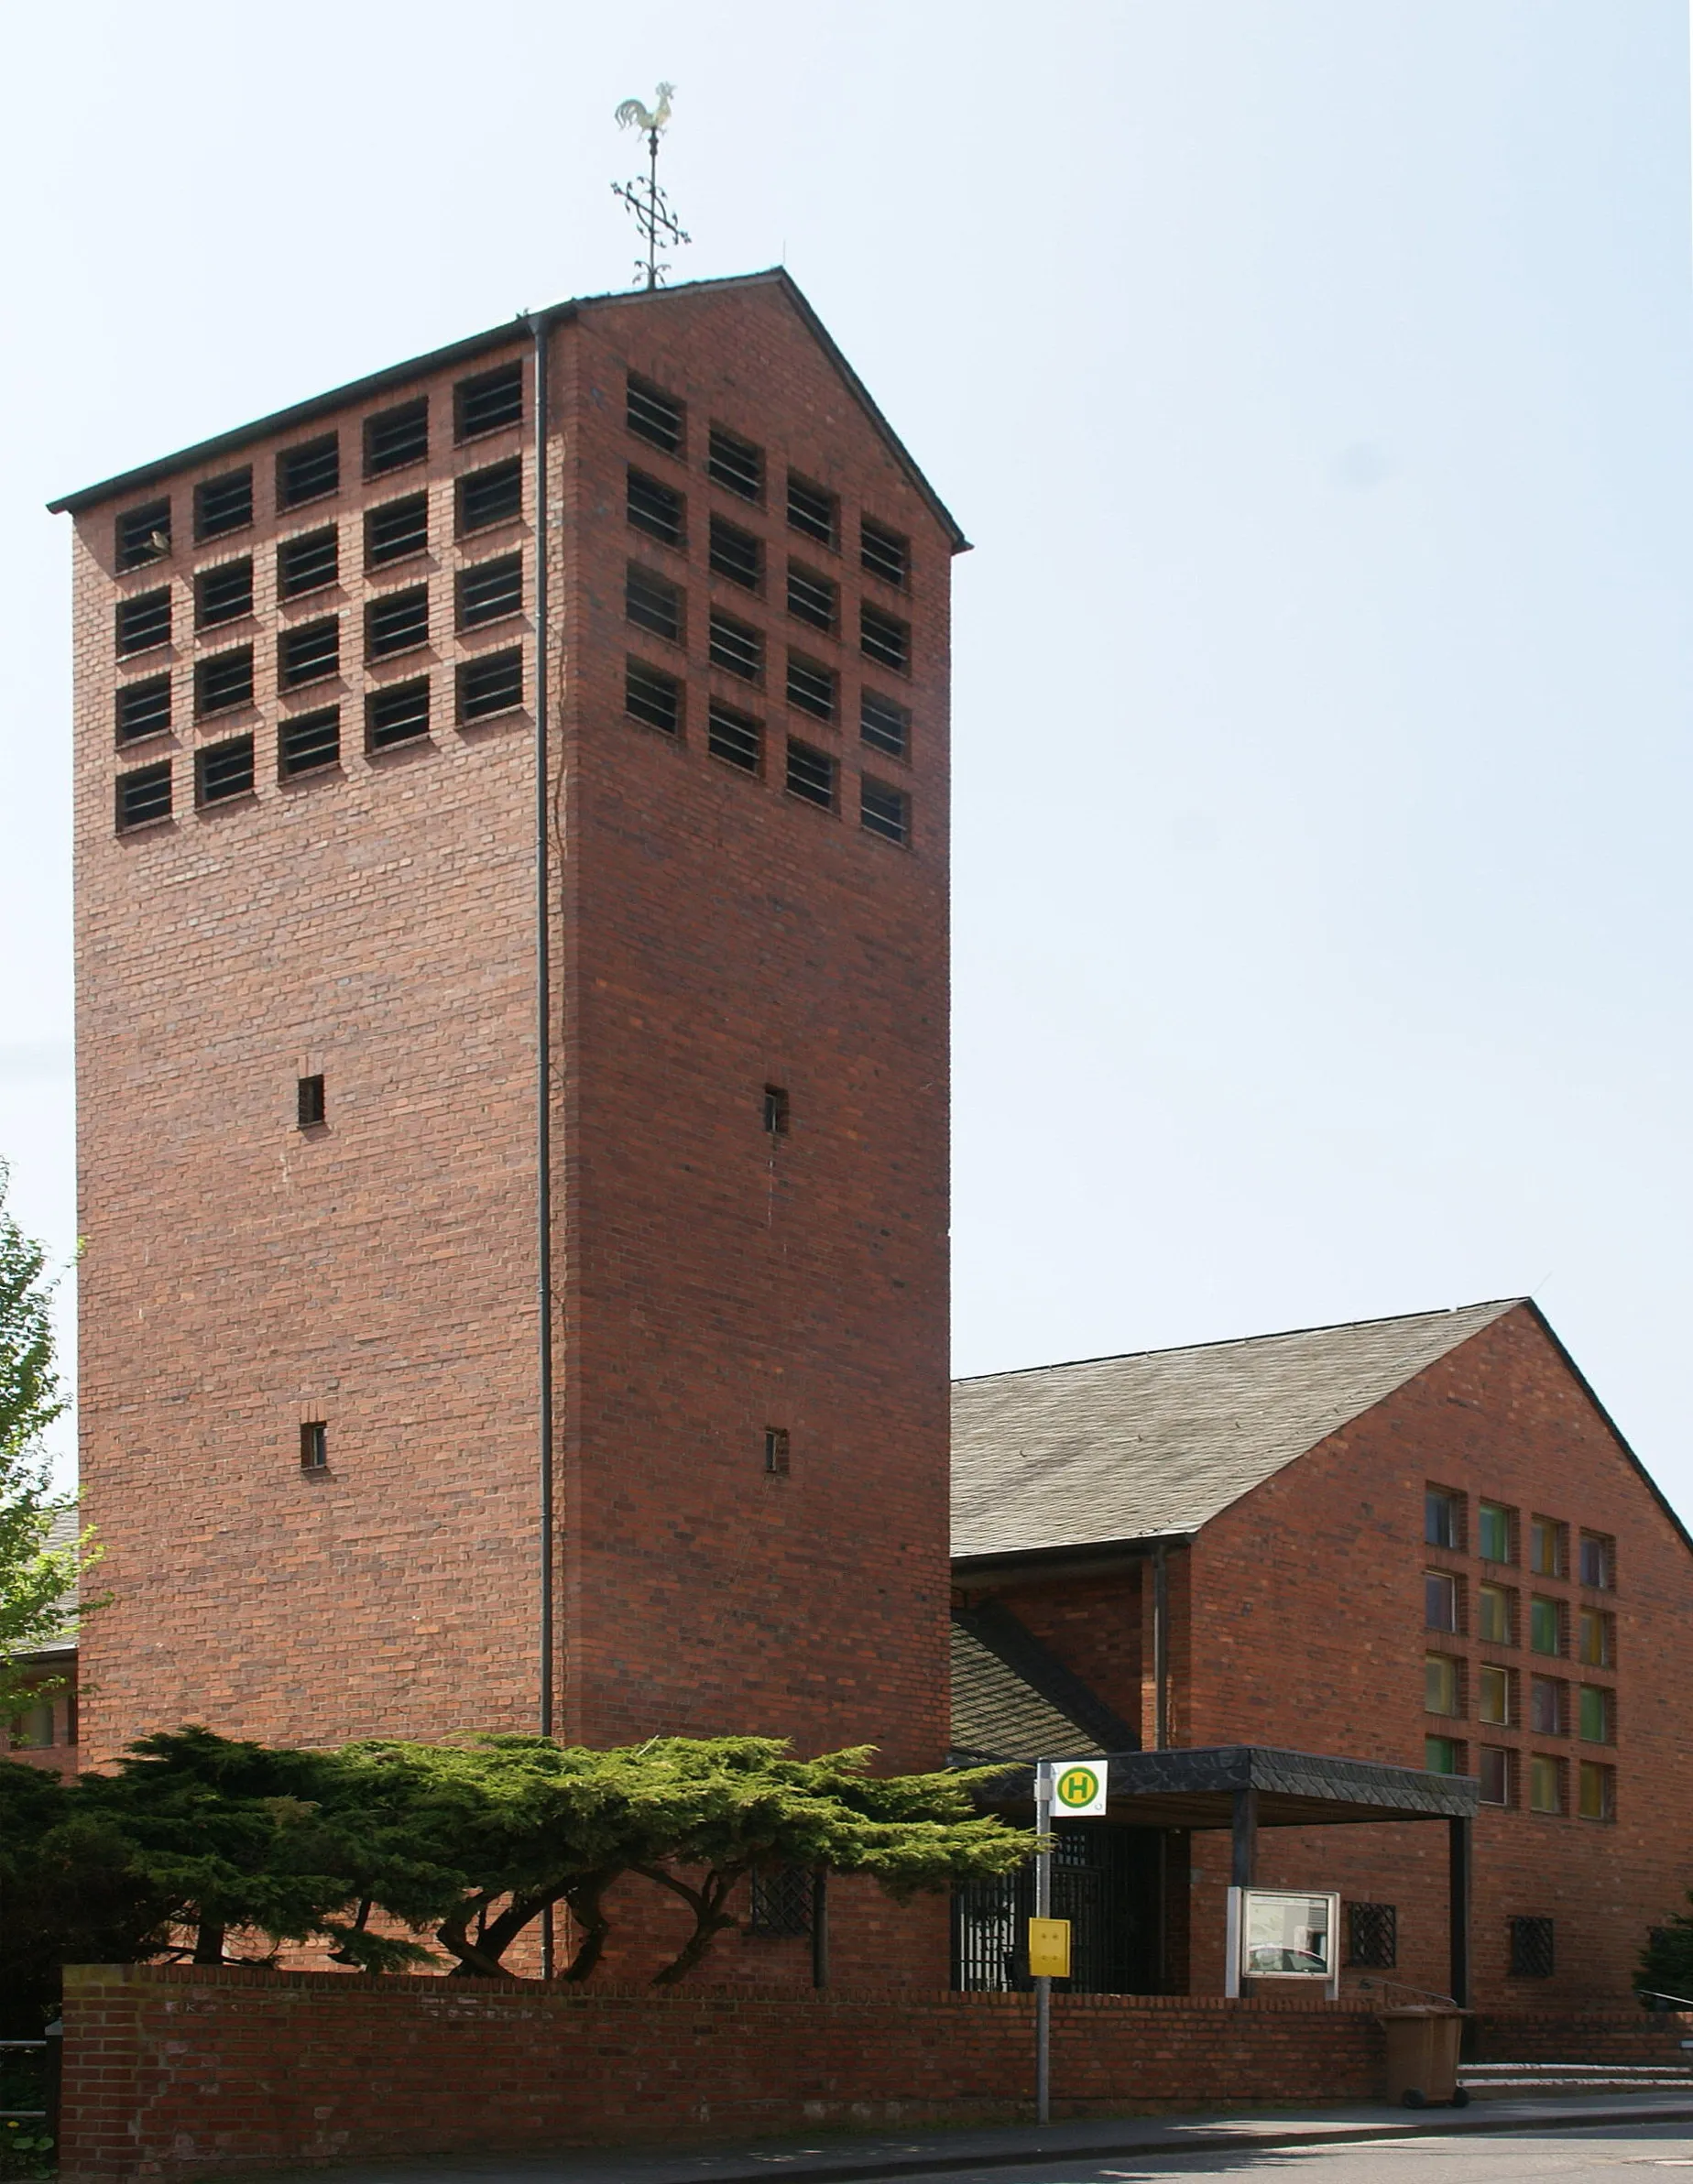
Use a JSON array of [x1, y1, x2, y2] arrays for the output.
[[968, 1742, 1479, 1831]]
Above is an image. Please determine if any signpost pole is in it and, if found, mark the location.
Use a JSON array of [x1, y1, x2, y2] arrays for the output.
[[1034, 1759, 1052, 2125]]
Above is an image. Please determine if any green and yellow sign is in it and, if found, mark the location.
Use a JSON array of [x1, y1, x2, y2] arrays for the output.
[[1052, 1761, 1109, 1817]]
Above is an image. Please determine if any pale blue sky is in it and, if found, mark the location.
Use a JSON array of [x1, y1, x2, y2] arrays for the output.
[[4, 4, 1691, 1513]]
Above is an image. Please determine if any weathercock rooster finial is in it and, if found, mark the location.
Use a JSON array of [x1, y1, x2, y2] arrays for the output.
[[611, 82, 690, 291]]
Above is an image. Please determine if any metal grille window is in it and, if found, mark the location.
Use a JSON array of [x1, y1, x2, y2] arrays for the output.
[[708, 607, 763, 682], [1425, 1571, 1458, 1633], [458, 459, 522, 535], [626, 657, 681, 736], [786, 737, 836, 810], [787, 473, 837, 548], [1479, 1747, 1512, 1806], [298, 1075, 326, 1128], [1578, 1761, 1615, 1822], [748, 1867, 813, 1938], [116, 588, 171, 656], [115, 676, 171, 745], [1578, 1685, 1615, 1743], [1425, 1489, 1463, 1550], [280, 619, 339, 690], [787, 562, 837, 633], [366, 494, 429, 567], [116, 759, 171, 831], [708, 513, 761, 589], [628, 376, 683, 456], [708, 424, 762, 502], [1509, 1916, 1556, 1977], [457, 650, 523, 723], [280, 707, 341, 777], [366, 678, 430, 750], [196, 735, 255, 805], [196, 646, 254, 716], [278, 435, 340, 509], [194, 468, 253, 541], [366, 587, 430, 661], [365, 397, 429, 477], [628, 467, 684, 549], [1529, 1676, 1565, 1735], [116, 498, 170, 571], [764, 1427, 791, 1477], [455, 361, 523, 442], [300, 1422, 328, 1471], [626, 562, 682, 642], [458, 555, 522, 629], [860, 688, 910, 759], [196, 559, 253, 628], [707, 698, 760, 774], [785, 653, 836, 721], [279, 526, 339, 597], [860, 601, 911, 674], [860, 777, 909, 846], [1345, 1902, 1397, 1970], [860, 516, 909, 588]]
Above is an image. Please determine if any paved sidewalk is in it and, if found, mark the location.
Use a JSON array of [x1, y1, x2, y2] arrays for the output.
[[256, 2090, 1693, 2184]]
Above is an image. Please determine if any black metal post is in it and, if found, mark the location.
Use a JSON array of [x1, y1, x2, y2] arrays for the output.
[[530, 310, 555, 1982], [1231, 1785, 1258, 1998], [1448, 1815, 1471, 2010]]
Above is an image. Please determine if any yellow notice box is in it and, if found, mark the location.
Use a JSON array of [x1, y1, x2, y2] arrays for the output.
[[1027, 1916, 1072, 1979]]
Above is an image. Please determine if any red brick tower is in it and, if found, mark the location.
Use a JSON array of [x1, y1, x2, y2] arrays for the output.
[[57, 273, 959, 1791]]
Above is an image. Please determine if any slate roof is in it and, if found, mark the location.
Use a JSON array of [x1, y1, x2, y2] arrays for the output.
[[953, 1299, 1522, 1564], [21, 1504, 82, 1659], [949, 1619, 1105, 1763]]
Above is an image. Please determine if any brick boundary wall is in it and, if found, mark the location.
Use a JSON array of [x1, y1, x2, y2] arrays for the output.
[[1470, 2009, 1693, 2062], [61, 1964, 1387, 2179]]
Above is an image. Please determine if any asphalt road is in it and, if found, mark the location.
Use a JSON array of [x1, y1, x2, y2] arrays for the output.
[[843, 2121, 1693, 2184]]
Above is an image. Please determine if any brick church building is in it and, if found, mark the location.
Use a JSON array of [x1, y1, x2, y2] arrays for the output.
[[47, 273, 1693, 2005]]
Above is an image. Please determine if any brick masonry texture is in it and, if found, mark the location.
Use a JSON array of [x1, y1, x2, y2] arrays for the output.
[[70, 281, 951, 1824], [58, 1962, 1391, 2179], [973, 1305, 1693, 2009]]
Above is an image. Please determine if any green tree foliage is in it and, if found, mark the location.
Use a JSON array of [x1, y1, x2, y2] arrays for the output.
[[1, 1729, 1024, 2002], [0, 1162, 95, 1720], [1637, 1899, 1693, 2010]]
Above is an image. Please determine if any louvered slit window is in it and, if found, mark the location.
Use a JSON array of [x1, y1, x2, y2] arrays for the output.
[[116, 589, 171, 656], [707, 698, 761, 773], [628, 468, 684, 549], [116, 760, 172, 831], [196, 735, 255, 805], [709, 514, 761, 590], [280, 619, 339, 690], [196, 560, 253, 628], [628, 376, 683, 455], [455, 361, 523, 441], [626, 563, 682, 642], [860, 516, 909, 588], [458, 650, 523, 722], [195, 468, 253, 541], [116, 499, 170, 570], [786, 653, 836, 721], [366, 679, 430, 750], [116, 676, 171, 744], [860, 777, 909, 846], [458, 555, 522, 628], [365, 397, 429, 477], [457, 459, 522, 535], [860, 601, 911, 674], [860, 689, 910, 759], [278, 435, 340, 509], [787, 562, 837, 633], [366, 495, 429, 567], [708, 425, 763, 502], [626, 658, 681, 735], [279, 527, 339, 598], [785, 737, 836, 810], [196, 647, 254, 715], [709, 608, 763, 682], [787, 473, 838, 549], [280, 707, 341, 777], [366, 587, 430, 661]]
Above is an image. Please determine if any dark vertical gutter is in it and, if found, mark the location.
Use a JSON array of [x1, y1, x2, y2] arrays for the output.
[[530, 312, 555, 1977], [1152, 1544, 1170, 1750]]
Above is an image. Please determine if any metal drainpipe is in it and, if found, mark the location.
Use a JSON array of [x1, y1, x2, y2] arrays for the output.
[[530, 310, 556, 1973], [1152, 1544, 1169, 1750]]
